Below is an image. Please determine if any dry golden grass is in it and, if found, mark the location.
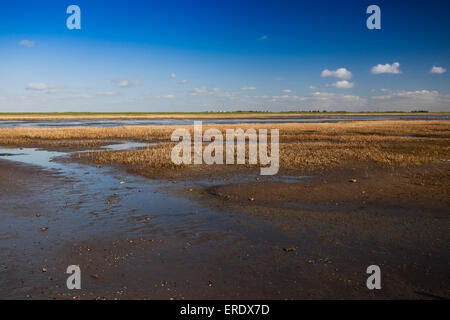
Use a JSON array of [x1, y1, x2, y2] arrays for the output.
[[0, 126, 174, 150], [74, 142, 180, 171], [1, 121, 449, 175], [0, 126, 173, 141]]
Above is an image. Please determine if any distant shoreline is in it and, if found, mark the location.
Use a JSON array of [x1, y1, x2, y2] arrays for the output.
[[0, 111, 449, 120]]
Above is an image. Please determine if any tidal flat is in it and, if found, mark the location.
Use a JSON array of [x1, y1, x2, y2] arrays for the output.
[[0, 119, 449, 299]]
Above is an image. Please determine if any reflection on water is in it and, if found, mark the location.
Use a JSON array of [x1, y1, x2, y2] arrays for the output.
[[0, 114, 449, 128], [0, 147, 67, 171], [0, 141, 149, 172]]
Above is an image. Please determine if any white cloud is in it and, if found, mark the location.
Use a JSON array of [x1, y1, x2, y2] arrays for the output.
[[259, 35, 268, 40], [309, 91, 364, 103], [321, 68, 352, 80], [281, 89, 292, 93], [267, 91, 367, 110], [26, 83, 48, 91], [190, 87, 238, 99], [371, 62, 401, 74], [96, 91, 116, 96], [308, 85, 319, 90], [45, 89, 62, 94], [25, 83, 66, 96], [176, 79, 188, 84], [113, 79, 140, 88], [162, 94, 176, 99], [170, 73, 177, 79], [191, 87, 209, 96], [70, 94, 93, 99], [370, 89, 450, 111], [326, 80, 355, 89], [274, 77, 285, 81], [211, 88, 238, 98], [19, 40, 35, 47], [430, 66, 446, 74], [240, 86, 256, 91], [372, 89, 439, 100]]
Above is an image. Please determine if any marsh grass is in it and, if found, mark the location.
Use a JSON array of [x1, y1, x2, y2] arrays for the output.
[[1, 121, 449, 175]]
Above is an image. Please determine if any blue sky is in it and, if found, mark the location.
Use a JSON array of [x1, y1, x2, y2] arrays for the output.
[[0, 0, 449, 112]]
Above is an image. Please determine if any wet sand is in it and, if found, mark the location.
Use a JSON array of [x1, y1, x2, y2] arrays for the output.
[[0, 156, 449, 299]]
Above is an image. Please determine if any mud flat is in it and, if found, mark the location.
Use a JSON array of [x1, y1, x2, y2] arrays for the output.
[[0, 120, 449, 299]]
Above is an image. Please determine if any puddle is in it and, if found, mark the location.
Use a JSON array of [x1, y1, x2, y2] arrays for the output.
[[0, 141, 149, 172], [0, 147, 68, 171]]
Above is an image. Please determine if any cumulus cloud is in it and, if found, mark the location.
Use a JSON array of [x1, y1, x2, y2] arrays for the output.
[[371, 62, 401, 74], [259, 35, 268, 40], [321, 68, 352, 80], [112, 79, 140, 88], [429, 66, 446, 74], [281, 89, 292, 93], [240, 86, 256, 91], [162, 94, 176, 99], [326, 80, 355, 89], [308, 85, 319, 90], [176, 79, 188, 84], [19, 40, 35, 47], [170, 73, 177, 79]]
